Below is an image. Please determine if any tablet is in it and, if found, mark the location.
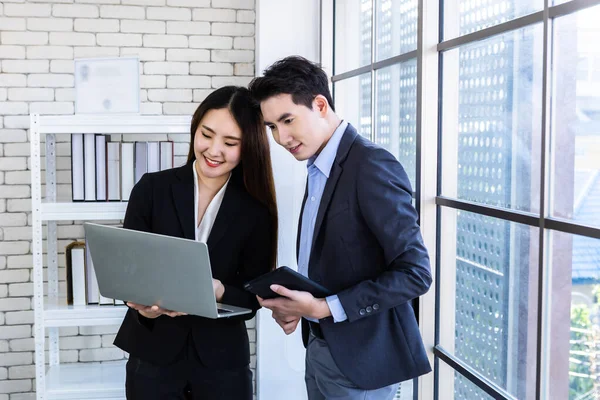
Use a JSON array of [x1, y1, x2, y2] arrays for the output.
[[243, 266, 332, 300]]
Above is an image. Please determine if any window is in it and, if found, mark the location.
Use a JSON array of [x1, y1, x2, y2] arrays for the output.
[[329, 0, 600, 399], [331, 1, 420, 397]]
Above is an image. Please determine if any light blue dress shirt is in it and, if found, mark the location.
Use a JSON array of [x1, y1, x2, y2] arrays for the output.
[[298, 120, 349, 323]]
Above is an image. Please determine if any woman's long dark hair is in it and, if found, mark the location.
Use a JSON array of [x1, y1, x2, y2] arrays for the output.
[[187, 86, 278, 270]]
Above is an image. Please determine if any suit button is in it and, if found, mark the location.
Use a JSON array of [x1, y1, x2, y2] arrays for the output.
[[373, 304, 380, 311], [366, 306, 373, 313], [359, 309, 366, 316]]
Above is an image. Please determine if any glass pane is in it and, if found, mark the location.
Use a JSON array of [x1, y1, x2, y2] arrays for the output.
[[552, 6, 600, 229], [443, 0, 542, 40], [438, 208, 538, 399], [549, 231, 600, 400], [375, 60, 417, 189], [334, 73, 372, 139], [375, 0, 417, 61], [335, 0, 372, 74], [439, 360, 495, 400], [441, 25, 543, 213]]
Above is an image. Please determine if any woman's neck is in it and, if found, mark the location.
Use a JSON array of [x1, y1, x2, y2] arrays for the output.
[[194, 161, 230, 195]]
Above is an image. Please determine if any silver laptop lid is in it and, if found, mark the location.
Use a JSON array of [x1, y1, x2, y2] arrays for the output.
[[83, 223, 250, 318]]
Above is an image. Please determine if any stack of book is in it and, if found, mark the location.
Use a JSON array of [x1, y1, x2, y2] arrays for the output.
[[66, 238, 123, 306], [71, 134, 174, 202]]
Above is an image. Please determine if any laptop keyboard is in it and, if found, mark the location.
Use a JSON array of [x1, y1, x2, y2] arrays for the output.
[[217, 308, 233, 314]]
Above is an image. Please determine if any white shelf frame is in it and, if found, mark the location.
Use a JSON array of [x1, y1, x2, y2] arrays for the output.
[[40, 203, 129, 221], [30, 114, 190, 400], [45, 361, 127, 400]]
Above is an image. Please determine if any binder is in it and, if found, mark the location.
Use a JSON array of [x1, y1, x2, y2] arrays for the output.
[[107, 142, 121, 201], [121, 142, 135, 201], [160, 141, 174, 171], [84, 239, 99, 304], [147, 141, 160, 173], [83, 133, 96, 201], [95, 135, 107, 201], [134, 142, 147, 184], [71, 134, 84, 201], [66, 241, 87, 306]]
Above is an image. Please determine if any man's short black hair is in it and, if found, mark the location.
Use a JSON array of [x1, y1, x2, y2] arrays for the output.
[[249, 56, 335, 112]]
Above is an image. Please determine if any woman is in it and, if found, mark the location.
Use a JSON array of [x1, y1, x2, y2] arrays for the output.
[[113, 86, 278, 400]]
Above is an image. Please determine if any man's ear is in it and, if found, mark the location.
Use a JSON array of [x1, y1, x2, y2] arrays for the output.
[[313, 95, 329, 116]]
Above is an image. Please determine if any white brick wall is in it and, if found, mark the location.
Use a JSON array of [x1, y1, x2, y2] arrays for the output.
[[192, 8, 236, 22], [0, 18, 27, 31], [190, 62, 233, 76], [0, 1, 256, 397], [120, 19, 165, 34], [28, 18, 73, 32], [0, 46, 27, 60], [167, 48, 209, 62], [166, 21, 210, 35], [189, 35, 232, 49]]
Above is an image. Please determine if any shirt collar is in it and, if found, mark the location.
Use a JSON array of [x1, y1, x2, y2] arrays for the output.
[[308, 120, 348, 178]]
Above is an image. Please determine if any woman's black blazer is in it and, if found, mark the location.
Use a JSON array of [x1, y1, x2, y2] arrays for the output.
[[113, 162, 273, 368]]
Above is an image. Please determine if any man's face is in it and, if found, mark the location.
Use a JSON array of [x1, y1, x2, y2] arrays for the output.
[[260, 94, 328, 161]]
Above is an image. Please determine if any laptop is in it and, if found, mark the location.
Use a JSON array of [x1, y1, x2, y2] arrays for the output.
[[83, 222, 251, 319]]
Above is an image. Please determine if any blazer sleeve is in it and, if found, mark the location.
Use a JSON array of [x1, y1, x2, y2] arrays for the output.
[[220, 206, 274, 320], [122, 173, 156, 330], [336, 148, 432, 323]]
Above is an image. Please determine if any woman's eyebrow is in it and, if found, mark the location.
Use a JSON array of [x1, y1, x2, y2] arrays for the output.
[[202, 125, 240, 141], [201, 124, 215, 133]]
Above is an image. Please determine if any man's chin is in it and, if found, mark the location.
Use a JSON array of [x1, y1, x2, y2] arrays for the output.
[[293, 154, 309, 161], [291, 149, 312, 161]]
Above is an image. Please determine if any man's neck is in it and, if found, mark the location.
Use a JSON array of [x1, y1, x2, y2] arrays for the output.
[[316, 114, 343, 156], [325, 114, 342, 141]]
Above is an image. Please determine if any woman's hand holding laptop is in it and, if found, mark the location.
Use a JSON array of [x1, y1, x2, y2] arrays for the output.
[[213, 278, 225, 302], [126, 278, 225, 319], [126, 302, 187, 319]]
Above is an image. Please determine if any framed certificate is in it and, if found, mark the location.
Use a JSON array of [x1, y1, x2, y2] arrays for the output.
[[74, 57, 140, 114]]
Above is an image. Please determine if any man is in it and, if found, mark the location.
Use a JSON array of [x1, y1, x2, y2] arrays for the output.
[[249, 56, 432, 400]]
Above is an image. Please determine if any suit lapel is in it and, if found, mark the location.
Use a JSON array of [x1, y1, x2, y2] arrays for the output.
[[310, 163, 343, 252], [296, 179, 309, 260], [309, 125, 358, 260], [172, 163, 195, 240], [207, 169, 244, 252]]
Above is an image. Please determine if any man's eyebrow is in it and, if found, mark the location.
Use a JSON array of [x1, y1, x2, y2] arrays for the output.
[[264, 113, 292, 126], [277, 113, 292, 122]]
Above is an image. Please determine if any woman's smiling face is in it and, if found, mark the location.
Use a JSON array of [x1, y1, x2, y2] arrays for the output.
[[193, 108, 242, 179]]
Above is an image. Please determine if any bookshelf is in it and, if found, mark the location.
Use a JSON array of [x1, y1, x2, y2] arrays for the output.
[[30, 114, 190, 400]]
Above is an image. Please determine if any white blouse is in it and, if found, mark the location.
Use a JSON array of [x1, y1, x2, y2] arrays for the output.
[[192, 160, 230, 242]]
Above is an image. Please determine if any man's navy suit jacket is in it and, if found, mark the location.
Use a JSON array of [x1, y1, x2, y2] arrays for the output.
[[300, 124, 432, 390]]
